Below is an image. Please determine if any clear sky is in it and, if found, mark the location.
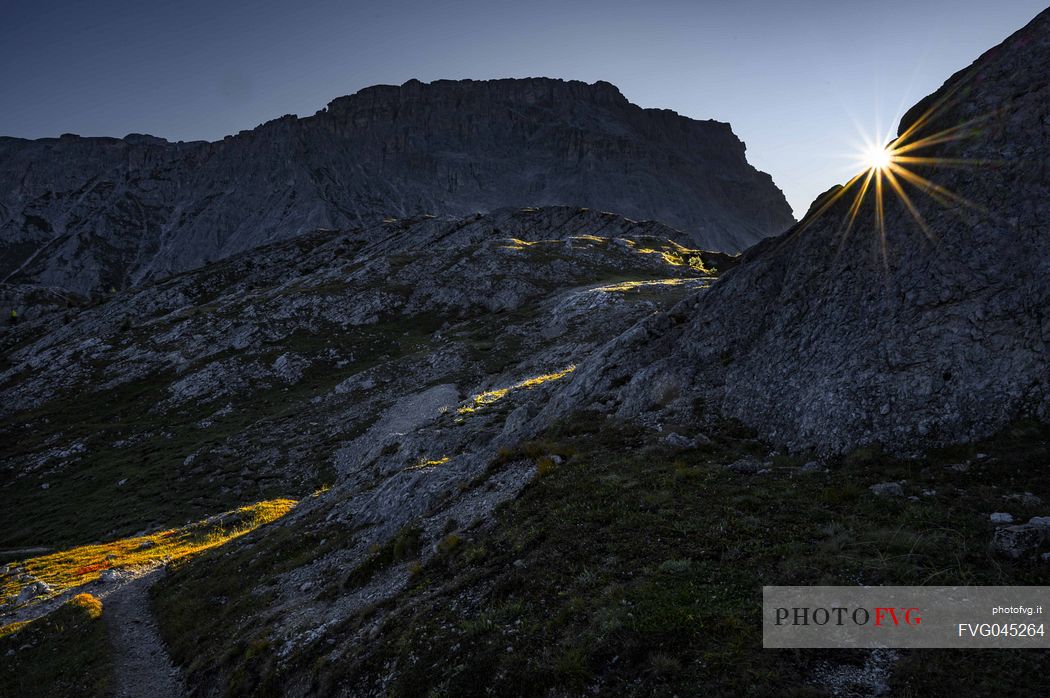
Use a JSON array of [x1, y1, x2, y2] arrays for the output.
[[2, 1, 1045, 216]]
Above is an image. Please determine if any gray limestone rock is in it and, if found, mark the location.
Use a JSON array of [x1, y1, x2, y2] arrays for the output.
[[15, 581, 50, 604], [869, 482, 905, 497], [0, 79, 793, 296], [548, 9, 1050, 454], [993, 524, 1047, 559]]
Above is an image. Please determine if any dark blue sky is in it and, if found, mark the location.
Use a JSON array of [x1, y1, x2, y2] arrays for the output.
[[2, 1, 1045, 214]]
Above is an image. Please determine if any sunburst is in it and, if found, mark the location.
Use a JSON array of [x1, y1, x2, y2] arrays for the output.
[[795, 78, 1000, 263]]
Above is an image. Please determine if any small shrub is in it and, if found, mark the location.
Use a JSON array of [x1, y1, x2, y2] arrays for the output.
[[843, 445, 883, 468], [536, 456, 556, 477], [554, 646, 590, 688], [69, 593, 103, 620], [592, 606, 623, 635], [464, 544, 487, 564], [437, 534, 461, 556], [648, 651, 682, 677], [657, 559, 692, 575], [392, 525, 423, 561], [346, 523, 425, 589], [687, 255, 709, 273], [575, 567, 599, 586], [244, 638, 270, 660], [491, 446, 518, 467]]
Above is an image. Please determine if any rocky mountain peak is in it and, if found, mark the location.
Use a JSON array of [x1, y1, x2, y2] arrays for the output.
[[555, 7, 1050, 454], [0, 77, 793, 296], [321, 77, 630, 116]]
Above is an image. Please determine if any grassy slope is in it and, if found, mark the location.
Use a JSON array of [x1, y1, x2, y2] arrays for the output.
[[1, 231, 709, 552], [0, 597, 110, 698], [276, 416, 1050, 696], [0, 314, 443, 550], [0, 499, 296, 607], [153, 503, 357, 697]]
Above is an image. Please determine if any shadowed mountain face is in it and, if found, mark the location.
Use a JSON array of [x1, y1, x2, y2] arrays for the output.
[[556, 8, 1050, 454], [3, 12, 1050, 698], [0, 78, 793, 296], [0, 206, 726, 548]]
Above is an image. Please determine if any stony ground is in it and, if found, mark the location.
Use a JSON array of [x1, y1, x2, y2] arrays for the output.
[[151, 416, 1050, 696], [2, 11, 1050, 695], [0, 207, 730, 695], [105, 570, 187, 698]]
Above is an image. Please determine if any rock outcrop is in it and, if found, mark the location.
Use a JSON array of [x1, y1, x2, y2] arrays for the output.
[[549, 7, 1050, 454], [0, 78, 793, 295], [0, 205, 725, 550]]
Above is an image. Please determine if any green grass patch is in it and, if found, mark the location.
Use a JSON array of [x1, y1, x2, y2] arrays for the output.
[[288, 417, 1050, 696], [0, 595, 111, 697]]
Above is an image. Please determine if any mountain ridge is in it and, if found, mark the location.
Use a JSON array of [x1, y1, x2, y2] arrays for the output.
[[0, 77, 794, 296], [545, 6, 1050, 454]]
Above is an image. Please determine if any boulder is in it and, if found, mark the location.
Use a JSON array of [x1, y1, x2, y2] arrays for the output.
[[15, 581, 51, 604], [869, 482, 904, 497], [726, 457, 762, 474], [992, 525, 1048, 559]]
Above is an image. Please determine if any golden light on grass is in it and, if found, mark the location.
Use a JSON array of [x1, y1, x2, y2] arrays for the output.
[[458, 365, 576, 414], [0, 620, 29, 639], [595, 279, 690, 294], [404, 455, 451, 472], [69, 592, 103, 619], [0, 498, 297, 607]]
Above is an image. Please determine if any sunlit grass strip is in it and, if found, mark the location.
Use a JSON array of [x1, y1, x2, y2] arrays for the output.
[[497, 238, 538, 250], [404, 456, 452, 472], [0, 620, 29, 638], [595, 279, 690, 293], [497, 235, 709, 271], [0, 498, 296, 605], [615, 238, 711, 272], [458, 365, 577, 414], [0, 593, 103, 640]]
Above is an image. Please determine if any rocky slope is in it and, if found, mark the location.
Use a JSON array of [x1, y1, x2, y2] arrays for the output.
[[0, 205, 744, 693], [547, 7, 1050, 455], [0, 205, 725, 550], [0, 78, 792, 296], [3, 10, 1050, 697]]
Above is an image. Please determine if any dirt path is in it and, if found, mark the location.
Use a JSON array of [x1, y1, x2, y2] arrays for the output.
[[104, 568, 187, 698]]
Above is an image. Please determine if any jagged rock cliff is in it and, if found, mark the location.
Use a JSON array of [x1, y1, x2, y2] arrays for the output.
[[0, 78, 793, 295], [552, 8, 1050, 454]]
